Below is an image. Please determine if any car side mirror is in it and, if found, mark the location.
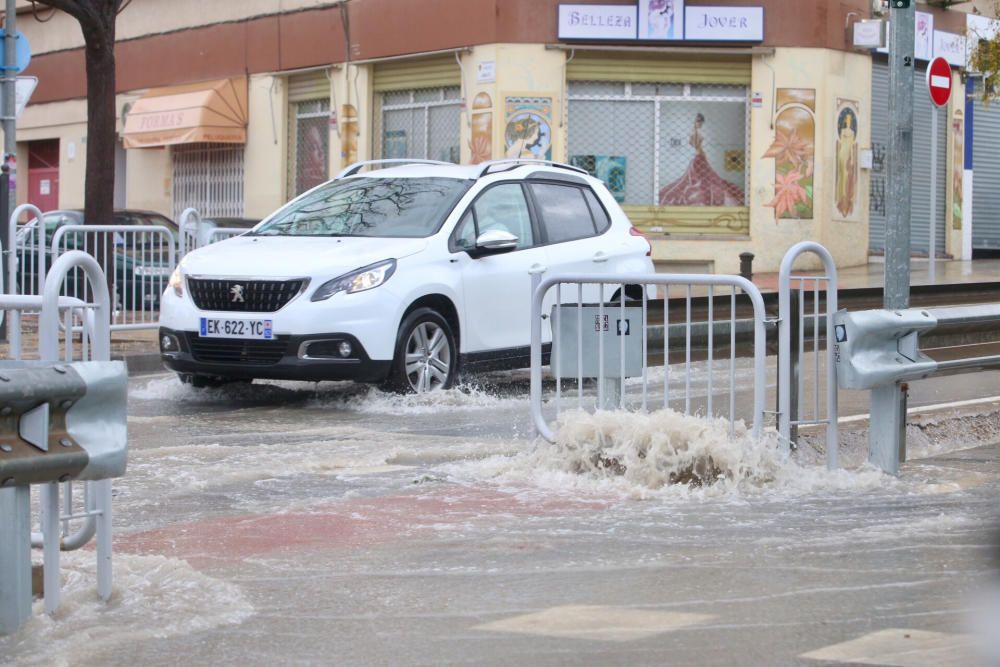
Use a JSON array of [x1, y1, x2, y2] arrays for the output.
[[470, 229, 518, 258]]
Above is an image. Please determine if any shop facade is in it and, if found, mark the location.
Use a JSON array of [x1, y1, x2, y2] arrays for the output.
[[8, 0, 987, 272]]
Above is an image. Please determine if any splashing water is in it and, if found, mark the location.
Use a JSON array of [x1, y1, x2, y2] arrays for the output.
[[0, 552, 253, 666], [441, 408, 888, 500]]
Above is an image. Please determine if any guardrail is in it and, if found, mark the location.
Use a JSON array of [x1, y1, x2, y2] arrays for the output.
[[530, 272, 768, 443], [0, 251, 127, 634], [835, 302, 1000, 474]]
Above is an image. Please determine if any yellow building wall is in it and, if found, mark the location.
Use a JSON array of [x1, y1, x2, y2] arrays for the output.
[[946, 69, 966, 260], [244, 74, 287, 219], [454, 44, 875, 275], [12, 99, 88, 212], [650, 47, 873, 274], [329, 63, 373, 173]]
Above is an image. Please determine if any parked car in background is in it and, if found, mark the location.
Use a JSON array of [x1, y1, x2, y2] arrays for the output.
[[193, 217, 260, 247], [160, 159, 655, 391], [15, 209, 178, 310]]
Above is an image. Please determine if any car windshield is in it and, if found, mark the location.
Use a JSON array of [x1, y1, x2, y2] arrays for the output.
[[253, 177, 471, 238]]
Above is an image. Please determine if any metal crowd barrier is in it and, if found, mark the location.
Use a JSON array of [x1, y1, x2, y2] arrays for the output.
[[48, 224, 176, 331], [530, 272, 768, 443], [0, 251, 127, 634], [778, 242, 839, 469]]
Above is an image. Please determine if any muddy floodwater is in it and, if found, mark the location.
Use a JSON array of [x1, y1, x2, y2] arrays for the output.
[[3, 369, 1000, 666]]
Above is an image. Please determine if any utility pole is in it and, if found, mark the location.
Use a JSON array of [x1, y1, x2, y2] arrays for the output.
[[3, 0, 15, 214], [0, 0, 15, 343], [870, 1, 915, 475]]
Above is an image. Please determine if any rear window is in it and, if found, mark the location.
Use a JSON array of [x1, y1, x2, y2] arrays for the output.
[[529, 183, 598, 244], [255, 177, 471, 238]]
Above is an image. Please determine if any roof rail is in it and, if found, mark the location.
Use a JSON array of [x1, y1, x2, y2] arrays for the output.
[[336, 159, 453, 179], [477, 159, 590, 178]]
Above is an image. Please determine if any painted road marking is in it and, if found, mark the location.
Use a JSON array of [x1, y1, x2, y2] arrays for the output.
[[475, 605, 714, 642], [800, 628, 974, 666]]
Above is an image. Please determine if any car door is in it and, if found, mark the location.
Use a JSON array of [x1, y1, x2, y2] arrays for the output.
[[451, 182, 549, 353], [526, 180, 614, 303]]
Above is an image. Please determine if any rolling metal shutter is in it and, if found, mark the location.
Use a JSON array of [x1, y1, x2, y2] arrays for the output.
[[373, 57, 461, 92], [566, 52, 751, 85], [287, 70, 330, 103], [869, 61, 947, 255], [972, 96, 1000, 250]]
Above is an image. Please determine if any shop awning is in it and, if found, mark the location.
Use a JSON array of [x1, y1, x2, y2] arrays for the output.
[[123, 77, 248, 149]]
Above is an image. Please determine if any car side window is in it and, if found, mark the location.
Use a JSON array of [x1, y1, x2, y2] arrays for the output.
[[529, 183, 598, 244], [582, 188, 612, 234], [453, 211, 477, 251], [473, 183, 534, 249]]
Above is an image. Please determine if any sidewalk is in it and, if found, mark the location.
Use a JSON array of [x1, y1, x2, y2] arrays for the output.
[[753, 257, 1000, 292]]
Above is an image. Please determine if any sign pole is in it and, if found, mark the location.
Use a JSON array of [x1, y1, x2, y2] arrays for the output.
[[924, 56, 953, 285], [3, 0, 15, 213], [929, 104, 938, 284], [1, 0, 17, 344], [871, 2, 915, 476]]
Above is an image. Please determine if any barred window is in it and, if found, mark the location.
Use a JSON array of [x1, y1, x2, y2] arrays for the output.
[[567, 81, 749, 208], [290, 99, 330, 197], [376, 86, 461, 164], [172, 143, 245, 221]]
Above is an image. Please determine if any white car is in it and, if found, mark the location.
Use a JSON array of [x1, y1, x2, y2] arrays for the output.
[[159, 159, 654, 391]]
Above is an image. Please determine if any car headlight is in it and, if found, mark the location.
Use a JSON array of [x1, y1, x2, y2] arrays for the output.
[[168, 267, 184, 297], [311, 259, 396, 302]]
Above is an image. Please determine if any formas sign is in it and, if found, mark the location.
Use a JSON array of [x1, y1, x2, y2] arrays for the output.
[[685, 6, 764, 42]]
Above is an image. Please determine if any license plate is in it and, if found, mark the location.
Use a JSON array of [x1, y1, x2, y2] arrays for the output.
[[199, 317, 273, 339]]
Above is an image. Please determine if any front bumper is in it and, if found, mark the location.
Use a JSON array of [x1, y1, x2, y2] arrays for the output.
[[159, 327, 392, 383]]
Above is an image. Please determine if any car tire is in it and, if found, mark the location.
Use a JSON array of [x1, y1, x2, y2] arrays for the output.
[[611, 284, 644, 302], [383, 308, 457, 394]]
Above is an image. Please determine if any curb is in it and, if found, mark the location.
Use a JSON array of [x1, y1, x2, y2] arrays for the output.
[[116, 353, 165, 376]]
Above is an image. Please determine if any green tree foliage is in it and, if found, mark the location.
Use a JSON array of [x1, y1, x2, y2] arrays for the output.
[[969, 3, 1000, 102]]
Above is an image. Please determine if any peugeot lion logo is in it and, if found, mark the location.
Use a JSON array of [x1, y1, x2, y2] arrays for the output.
[[230, 284, 246, 303]]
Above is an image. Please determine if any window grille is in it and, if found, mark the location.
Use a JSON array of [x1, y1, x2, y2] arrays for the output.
[[172, 143, 245, 221], [375, 86, 462, 163], [289, 98, 331, 197], [567, 82, 750, 208]]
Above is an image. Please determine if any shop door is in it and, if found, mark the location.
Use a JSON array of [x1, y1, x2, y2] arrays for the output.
[[972, 95, 1000, 251], [869, 61, 947, 256], [27, 139, 60, 212]]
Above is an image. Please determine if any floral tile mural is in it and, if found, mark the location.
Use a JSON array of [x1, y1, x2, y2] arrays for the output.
[[764, 88, 815, 221]]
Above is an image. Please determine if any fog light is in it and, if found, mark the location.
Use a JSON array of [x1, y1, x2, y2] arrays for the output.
[[161, 334, 179, 353], [338, 341, 352, 358]]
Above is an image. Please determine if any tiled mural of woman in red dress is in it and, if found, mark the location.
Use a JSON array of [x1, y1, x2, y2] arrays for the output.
[[658, 113, 745, 207]]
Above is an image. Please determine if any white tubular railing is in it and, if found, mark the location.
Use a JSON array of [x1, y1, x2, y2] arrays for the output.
[[7, 204, 46, 357], [778, 242, 839, 469], [206, 227, 248, 244], [178, 207, 201, 257], [50, 224, 176, 331], [1, 251, 114, 612], [530, 272, 768, 443]]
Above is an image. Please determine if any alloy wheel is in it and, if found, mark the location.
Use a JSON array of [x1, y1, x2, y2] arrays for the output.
[[403, 321, 452, 393]]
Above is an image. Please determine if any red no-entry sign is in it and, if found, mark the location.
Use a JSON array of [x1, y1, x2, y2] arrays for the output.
[[926, 56, 952, 107]]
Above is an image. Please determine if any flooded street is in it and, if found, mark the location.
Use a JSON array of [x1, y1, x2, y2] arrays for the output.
[[3, 370, 1000, 666]]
